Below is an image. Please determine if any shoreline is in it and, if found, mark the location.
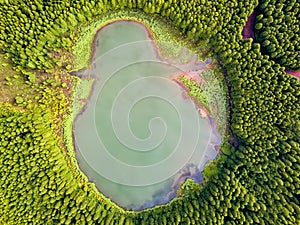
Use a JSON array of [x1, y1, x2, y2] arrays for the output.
[[71, 9, 210, 72], [89, 19, 157, 67], [88, 19, 207, 73], [172, 73, 223, 142], [69, 19, 223, 211]]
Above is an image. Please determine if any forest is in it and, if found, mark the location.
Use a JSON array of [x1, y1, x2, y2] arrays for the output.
[[0, 0, 299, 224], [255, 0, 299, 70]]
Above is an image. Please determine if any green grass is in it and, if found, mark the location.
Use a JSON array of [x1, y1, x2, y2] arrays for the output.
[[62, 77, 93, 176], [70, 9, 212, 72], [179, 62, 228, 135]]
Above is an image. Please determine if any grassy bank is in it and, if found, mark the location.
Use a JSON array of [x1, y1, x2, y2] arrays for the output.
[[70, 9, 212, 71]]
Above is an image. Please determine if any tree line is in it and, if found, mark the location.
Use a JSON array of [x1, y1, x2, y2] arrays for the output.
[[255, 0, 300, 70], [0, 0, 299, 224], [0, 0, 242, 71], [0, 104, 133, 225]]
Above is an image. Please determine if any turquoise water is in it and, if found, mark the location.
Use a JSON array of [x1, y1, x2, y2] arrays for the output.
[[74, 21, 220, 210]]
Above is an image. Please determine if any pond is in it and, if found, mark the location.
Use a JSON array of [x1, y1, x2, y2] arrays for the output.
[[74, 20, 223, 210]]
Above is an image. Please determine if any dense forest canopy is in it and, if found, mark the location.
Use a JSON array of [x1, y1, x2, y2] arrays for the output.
[[0, 0, 299, 224], [255, 0, 300, 70]]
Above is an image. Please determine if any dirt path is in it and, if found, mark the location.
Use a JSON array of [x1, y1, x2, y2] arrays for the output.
[[242, 10, 258, 41], [285, 70, 300, 81]]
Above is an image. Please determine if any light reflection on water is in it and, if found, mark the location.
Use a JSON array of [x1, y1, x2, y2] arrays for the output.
[[73, 21, 223, 210]]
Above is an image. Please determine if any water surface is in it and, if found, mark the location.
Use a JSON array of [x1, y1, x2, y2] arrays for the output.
[[74, 21, 221, 210]]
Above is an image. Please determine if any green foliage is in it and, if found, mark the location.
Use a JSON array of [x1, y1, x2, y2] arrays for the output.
[[0, 0, 299, 224], [255, 0, 300, 70], [177, 178, 200, 197], [23, 71, 36, 83], [180, 67, 228, 134], [180, 75, 210, 111], [203, 160, 219, 177], [207, 4, 300, 224], [0, 104, 125, 224], [15, 96, 24, 104], [0, 0, 238, 72]]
